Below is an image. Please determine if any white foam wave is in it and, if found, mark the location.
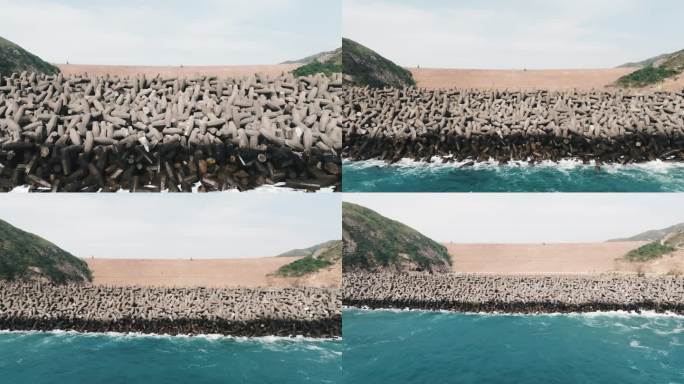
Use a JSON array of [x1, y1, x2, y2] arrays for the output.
[[9, 182, 334, 194], [343, 306, 684, 319], [569, 310, 684, 319], [629, 340, 650, 349], [0, 329, 340, 343], [192, 182, 335, 194], [654, 328, 684, 336], [9, 185, 30, 193], [344, 158, 684, 173]]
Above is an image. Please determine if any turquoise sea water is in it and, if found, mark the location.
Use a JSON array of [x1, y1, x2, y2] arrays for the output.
[[0, 331, 341, 384], [342, 159, 684, 192], [343, 308, 684, 384]]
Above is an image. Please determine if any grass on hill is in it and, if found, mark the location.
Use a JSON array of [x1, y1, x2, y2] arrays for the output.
[[276, 241, 341, 277], [276, 256, 333, 277], [625, 241, 676, 262], [293, 60, 342, 77], [616, 65, 679, 87]]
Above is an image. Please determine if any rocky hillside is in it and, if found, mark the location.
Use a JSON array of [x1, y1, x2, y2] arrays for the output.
[[342, 202, 451, 273], [609, 223, 684, 242], [618, 52, 673, 68], [342, 38, 415, 88], [0, 218, 91, 283], [277, 240, 342, 277], [664, 231, 684, 248], [0, 36, 59, 79], [283, 48, 341, 65], [616, 49, 684, 87]]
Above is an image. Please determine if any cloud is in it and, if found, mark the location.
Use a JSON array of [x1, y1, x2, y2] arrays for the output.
[[343, 193, 684, 243], [0, 194, 341, 259], [0, 0, 340, 65], [343, 0, 681, 68]]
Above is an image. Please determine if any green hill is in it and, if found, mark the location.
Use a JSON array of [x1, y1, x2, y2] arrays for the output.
[[292, 47, 342, 77], [342, 38, 415, 88], [0, 36, 59, 80], [616, 49, 684, 87], [342, 202, 451, 273], [0, 218, 91, 284], [276, 240, 341, 277]]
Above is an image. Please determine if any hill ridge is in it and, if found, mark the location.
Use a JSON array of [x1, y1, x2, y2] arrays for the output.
[[608, 222, 684, 242], [282, 48, 341, 65], [278, 239, 340, 257]]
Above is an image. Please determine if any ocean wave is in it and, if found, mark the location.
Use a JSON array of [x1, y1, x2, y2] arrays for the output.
[[0, 329, 340, 343], [344, 158, 684, 172], [343, 157, 684, 192], [343, 306, 684, 319], [570, 310, 684, 319]]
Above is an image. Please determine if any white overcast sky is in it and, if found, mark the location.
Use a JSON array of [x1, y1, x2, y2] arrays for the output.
[[344, 0, 683, 69], [1, 0, 341, 65], [344, 194, 684, 243], [0, 194, 340, 259]]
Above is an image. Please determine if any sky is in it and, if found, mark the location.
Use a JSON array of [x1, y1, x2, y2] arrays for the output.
[[344, 194, 684, 243], [0, 194, 341, 259], [1, 0, 341, 65], [343, 0, 684, 69]]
